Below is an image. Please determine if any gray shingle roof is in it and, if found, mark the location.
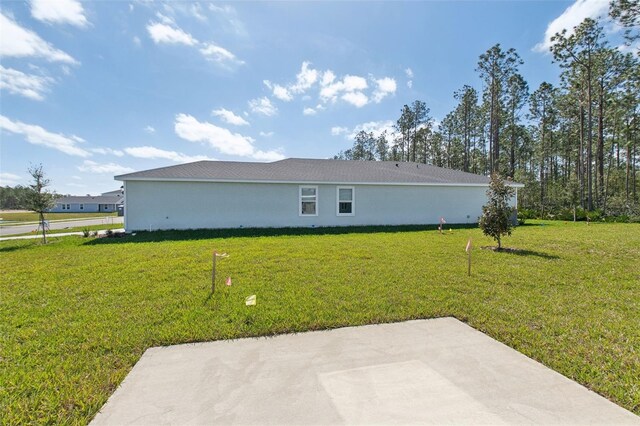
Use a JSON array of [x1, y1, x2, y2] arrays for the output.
[[115, 158, 521, 186], [56, 195, 124, 204]]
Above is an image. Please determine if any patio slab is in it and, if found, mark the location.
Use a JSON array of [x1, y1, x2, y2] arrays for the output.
[[91, 317, 639, 425]]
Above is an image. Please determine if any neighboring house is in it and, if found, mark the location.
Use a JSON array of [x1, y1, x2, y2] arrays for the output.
[[115, 158, 523, 232], [50, 194, 124, 213], [101, 189, 124, 197]]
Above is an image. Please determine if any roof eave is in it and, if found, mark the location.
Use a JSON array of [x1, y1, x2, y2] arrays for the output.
[[114, 176, 495, 187]]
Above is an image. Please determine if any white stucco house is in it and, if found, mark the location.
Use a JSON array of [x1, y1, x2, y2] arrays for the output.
[[114, 158, 523, 232], [50, 193, 124, 214]]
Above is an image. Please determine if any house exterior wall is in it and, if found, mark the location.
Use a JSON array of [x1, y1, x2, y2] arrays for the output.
[[49, 203, 116, 213], [124, 180, 503, 231], [50, 203, 100, 213]]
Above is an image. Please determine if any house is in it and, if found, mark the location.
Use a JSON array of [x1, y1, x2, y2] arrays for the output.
[[50, 193, 124, 213], [115, 158, 523, 232]]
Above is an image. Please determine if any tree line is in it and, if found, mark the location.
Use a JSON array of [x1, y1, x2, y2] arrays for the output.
[[335, 5, 639, 219], [0, 185, 34, 210]]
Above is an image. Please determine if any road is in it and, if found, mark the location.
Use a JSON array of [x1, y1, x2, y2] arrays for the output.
[[0, 216, 124, 237]]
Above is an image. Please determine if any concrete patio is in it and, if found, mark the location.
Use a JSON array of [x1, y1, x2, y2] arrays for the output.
[[91, 317, 639, 425]]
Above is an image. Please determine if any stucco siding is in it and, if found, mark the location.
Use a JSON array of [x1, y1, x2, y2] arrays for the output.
[[124, 180, 498, 231], [50, 203, 101, 213]]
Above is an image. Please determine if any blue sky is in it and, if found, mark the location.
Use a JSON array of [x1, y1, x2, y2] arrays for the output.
[[0, 0, 616, 194]]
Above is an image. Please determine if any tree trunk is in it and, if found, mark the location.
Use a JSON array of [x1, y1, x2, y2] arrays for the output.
[[587, 63, 593, 211], [579, 105, 585, 209], [597, 82, 605, 208], [39, 212, 47, 244]]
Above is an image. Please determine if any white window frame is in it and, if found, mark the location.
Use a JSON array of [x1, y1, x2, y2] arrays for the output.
[[61, 204, 65, 210], [66, 204, 70, 210], [299, 185, 318, 217], [336, 186, 355, 216]]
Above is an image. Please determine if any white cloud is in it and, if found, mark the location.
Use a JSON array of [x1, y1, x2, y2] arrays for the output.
[[372, 77, 397, 103], [155, 12, 174, 25], [190, 3, 207, 22], [77, 160, 134, 175], [341, 91, 369, 108], [0, 65, 54, 100], [199, 42, 243, 66], [124, 146, 215, 163], [212, 108, 249, 126], [0, 13, 78, 64], [273, 85, 292, 101], [175, 114, 254, 156], [91, 147, 124, 157], [0, 172, 23, 186], [248, 97, 277, 116], [259, 131, 274, 137], [332, 120, 395, 140], [147, 21, 197, 45], [263, 80, 293, 101], [0, 114, 91, 157], [133, 36, 142, 47], [146, 19, 241, 67], [331, 126, 349, 136], [30, 0, 89, 28], [144, 125, 155, 134], [405, 68, 414, 78], [407, 80, 413, 89], [265, 62, 395, 109], [303, 107, 317, 116], [320, 74, 368, 104], [174, 113, 284, 161], [534, 0, 610, 52], [252, 149, 285, 161], [290, 61, 319, 94]]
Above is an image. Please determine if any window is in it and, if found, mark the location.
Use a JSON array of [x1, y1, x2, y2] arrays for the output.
[[80, 204, 84, 210], [61, 204, 65, 210], [337, 187, 355, 216], [66, 204, 70, 210], [299, 186, 318, 216]]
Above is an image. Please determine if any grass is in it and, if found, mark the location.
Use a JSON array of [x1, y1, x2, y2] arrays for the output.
[[0, 212, 118, 223], [6, 224, 122, 238], [1, 221, 639, 424]]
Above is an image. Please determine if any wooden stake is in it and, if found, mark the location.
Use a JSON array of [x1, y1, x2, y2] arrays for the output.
[[212, 250, 217, 293], [465, 237, 472, 277]]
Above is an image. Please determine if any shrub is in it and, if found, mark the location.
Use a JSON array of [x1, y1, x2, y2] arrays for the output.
[[82, 228, 91, 238], [479, 173, 515, 249]]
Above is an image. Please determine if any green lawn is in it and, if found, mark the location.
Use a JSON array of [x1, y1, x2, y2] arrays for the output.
[[0, 212, 118, 223], [6, 224, 122, 238], [1, 221, 639, 424]]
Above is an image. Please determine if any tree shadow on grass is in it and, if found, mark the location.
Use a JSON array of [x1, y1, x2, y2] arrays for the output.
[[82, 223, 481, 245], [482, 246, 560, 260], [0, 242, 39, 253]]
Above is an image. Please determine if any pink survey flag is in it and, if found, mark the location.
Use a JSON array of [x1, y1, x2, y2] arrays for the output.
[[465, 238, 472, 253], [226, 276, 232, 286]]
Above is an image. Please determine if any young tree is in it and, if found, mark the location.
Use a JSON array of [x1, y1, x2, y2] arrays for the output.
[[479, 173, 516, 250], [25, 165, 56, 244]]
